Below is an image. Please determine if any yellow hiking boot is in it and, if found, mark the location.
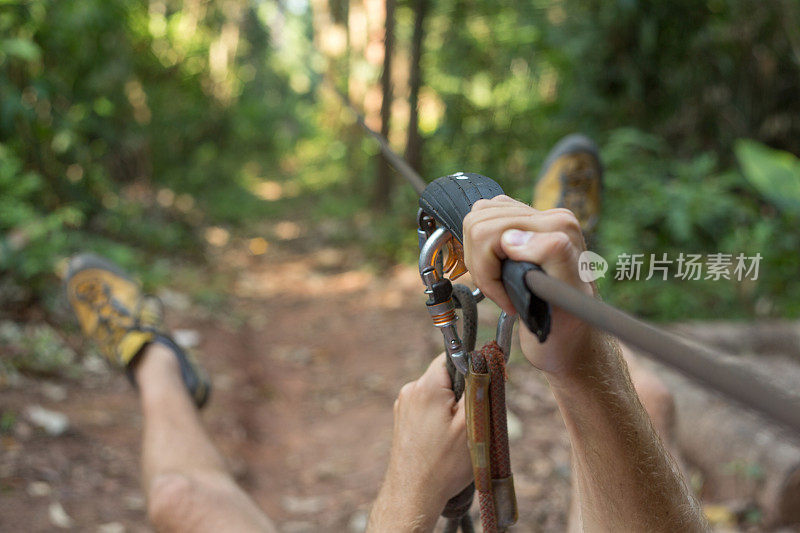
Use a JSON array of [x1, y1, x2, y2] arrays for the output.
[[533, 134, 602, 239], [65, 253, 210, 408]]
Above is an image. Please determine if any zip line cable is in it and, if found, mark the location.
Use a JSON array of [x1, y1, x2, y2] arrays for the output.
[[323, 81, 427, 195], [525, 269, 800, 433]]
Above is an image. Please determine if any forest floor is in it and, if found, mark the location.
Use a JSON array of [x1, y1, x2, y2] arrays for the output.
[[0, 218, 783, 532]]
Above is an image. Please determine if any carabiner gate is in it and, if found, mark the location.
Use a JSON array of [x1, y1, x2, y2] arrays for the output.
[[418, 211, 518, 375], [419, 224, 470, 375]]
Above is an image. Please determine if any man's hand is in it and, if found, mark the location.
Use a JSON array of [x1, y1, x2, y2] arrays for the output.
[[367, 354, 472, 532], [463, 195, 595, 378], [462, 196, 708, 531]]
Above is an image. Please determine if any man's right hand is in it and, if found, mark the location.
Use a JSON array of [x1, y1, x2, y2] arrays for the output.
[[462, 196, 599, 380], [464, 196, 709, 532]]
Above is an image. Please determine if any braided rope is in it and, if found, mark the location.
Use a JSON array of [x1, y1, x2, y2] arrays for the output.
[[485, 341, 511, 480], [470, 349, 499, 533], [478, 490, 499, 532]]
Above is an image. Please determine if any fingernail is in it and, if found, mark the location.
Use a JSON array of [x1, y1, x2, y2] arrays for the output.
[[502, 229, 533, 246]]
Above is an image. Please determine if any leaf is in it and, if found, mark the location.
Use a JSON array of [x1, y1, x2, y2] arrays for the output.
[[0, 38, 42, 63], [735, 139, 800, 215]]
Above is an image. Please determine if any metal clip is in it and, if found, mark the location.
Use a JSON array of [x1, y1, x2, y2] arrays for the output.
[[495, 311, 517, 362], [419, 226, 469, 375]]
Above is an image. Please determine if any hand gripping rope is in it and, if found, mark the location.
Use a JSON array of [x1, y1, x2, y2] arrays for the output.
[[418, 173, 553, 532]]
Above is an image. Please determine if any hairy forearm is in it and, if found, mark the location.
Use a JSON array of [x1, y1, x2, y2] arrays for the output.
[[548, 331, 708, 532], [367, 476, 441, 533]]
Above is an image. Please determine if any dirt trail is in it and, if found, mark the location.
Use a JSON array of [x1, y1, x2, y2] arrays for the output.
[[0, 237, 607, 532]]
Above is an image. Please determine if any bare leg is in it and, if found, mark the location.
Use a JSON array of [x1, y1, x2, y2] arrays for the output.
[[136, 343, 276, 533]]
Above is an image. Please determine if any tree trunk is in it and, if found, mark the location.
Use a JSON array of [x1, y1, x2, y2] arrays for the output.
[[373, 0, 395, 210], [668, 320, 800, 362], [405, 0, 428, 175]]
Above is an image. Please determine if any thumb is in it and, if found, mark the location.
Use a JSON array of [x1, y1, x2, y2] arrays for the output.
[[500, 229, 581, 287]]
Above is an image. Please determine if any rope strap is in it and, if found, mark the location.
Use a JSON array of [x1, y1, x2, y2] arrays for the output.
[[467, 341, 517, 532]]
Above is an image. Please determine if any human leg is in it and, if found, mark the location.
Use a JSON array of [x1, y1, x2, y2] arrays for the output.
[[136, 342, 276, 533], [65, 254, 275, 532]]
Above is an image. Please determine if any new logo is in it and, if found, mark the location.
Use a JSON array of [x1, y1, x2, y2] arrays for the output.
[[578, 251, 608, 282]]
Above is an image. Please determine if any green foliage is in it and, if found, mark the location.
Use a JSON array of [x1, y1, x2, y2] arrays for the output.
[[0, 0, 307, 307], [413, 0, 800, 191], [0, 321, 78, 377], [556, 0, 800, 158], [0, 411, 16, 434], [596, 130, 800, 319], [735, 140, 800, 215], [2, 0, 800, 324], [376, 1, 800, 320]]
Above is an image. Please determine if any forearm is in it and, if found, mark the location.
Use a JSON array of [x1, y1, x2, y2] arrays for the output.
[[367, 477, 441, 533], [548, 331, 708, 532]]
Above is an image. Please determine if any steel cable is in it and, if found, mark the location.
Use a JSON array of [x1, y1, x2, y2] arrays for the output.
[[524, 269, 800, 433]]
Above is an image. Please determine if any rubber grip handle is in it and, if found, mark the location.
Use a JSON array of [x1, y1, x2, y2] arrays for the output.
[[502, 260, 551, 342], [419, 172, 505, 243]]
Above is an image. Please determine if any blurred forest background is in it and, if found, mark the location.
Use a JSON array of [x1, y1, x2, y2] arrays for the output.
[[3, 0, 800, 320], [3, 2, 800, 530]]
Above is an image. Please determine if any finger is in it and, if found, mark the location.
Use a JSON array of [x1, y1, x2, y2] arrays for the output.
[[468, 214, 583, 266], [465, 209, 584, 250], [464, 204, 539, 233], [500, 229, 583, 288], [463, 217, 558, 315], [470, 195, 522, 212], [469, 237, 516, 314], [416, 352, 453, 391], [464, 207, 587, 314]]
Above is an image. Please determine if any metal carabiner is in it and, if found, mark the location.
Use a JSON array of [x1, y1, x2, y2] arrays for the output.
[[419, 210, 519, 374], [495, 311, 518, 362], [419, 225, 470, 375]]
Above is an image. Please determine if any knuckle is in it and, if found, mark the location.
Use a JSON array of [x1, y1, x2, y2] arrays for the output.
[[463, 212, 476, 234], [472, 198, 493, 212], [470, 223, 493, 244], [463, 216, 482, 240], [462, 206, 475, 225], [544, 231, 574, 258], [549, 208, 581, 233], [398, 381, 415, 400]]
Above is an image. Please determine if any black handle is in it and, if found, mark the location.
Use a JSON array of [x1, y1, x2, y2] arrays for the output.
[[419, 172, 505, 243], [502, 260, 551, 342]]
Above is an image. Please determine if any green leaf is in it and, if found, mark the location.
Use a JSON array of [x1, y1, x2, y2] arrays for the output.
[[0, 38, 42, 63], [735, 139, 800, 215]]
